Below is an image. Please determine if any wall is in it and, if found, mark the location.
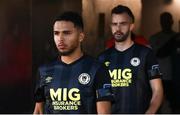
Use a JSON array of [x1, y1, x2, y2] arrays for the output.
[[0, 0, 32, 113]]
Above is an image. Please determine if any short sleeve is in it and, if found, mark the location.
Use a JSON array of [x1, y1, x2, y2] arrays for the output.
[[146, 50, 162, 80], [94, 64, 114, 102], [34, 68, 46, 102]]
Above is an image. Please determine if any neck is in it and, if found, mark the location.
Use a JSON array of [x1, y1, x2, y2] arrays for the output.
[[115, 37, 134, 51], [61, 47, 83, 64], [162, 29, 173, 33]]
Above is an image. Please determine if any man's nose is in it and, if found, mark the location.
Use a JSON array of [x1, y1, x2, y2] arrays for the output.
[[58, 33, 64, 41], [116, 24, 122, 30]]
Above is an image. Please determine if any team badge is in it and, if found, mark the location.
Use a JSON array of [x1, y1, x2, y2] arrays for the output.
[[45, 76, 53, 83], [130, 57, 140, 67], [78, 73, 91, 85]]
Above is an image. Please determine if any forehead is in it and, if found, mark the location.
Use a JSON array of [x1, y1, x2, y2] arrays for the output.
[[111, 13, 131, 22], [53, 21, 75, 30]]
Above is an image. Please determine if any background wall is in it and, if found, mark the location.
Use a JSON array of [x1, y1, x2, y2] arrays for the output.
[[0, 0, 32, 113]]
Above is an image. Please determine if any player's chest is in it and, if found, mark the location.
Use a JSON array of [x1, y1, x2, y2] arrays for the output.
[[104, 54, 142, 70], [104, 56, 144, 87], [46, 71, 93, 88], [42, 66, 95, 96]]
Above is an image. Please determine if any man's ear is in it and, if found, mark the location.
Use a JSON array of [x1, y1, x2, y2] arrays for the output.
[[79, 32, 85, 42], [130, 23, 135, 31]]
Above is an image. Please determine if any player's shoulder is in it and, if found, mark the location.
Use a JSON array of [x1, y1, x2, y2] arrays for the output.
[[82, 55, 108, 75], [38, 59, 59, 75], [98, 46, 114, 57], [134, 43, 153, 53], [83, 54, 103, 67], [149, 31, 162, 39]]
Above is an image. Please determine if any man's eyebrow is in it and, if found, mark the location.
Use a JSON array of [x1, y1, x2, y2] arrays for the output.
[[111, 21, 129, 24], [53, 30, 59, 33]]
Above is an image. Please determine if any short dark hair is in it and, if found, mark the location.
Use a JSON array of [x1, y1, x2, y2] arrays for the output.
[[111, 5, 135, 23], [53, 11, 84, 30], [160, 12, 173, 30]]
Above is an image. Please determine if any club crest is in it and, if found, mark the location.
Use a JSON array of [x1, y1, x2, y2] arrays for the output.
[[78, 73, 91, 85], [130, 57, 140, 67]]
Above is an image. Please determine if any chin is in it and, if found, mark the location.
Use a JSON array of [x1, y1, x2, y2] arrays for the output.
[[115, 38, 125, 42]]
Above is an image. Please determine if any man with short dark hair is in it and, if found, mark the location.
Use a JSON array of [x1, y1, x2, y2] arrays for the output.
[[33, 11, 113, 114], [150, 12, 177, 113], [98, 5, 163, 114]]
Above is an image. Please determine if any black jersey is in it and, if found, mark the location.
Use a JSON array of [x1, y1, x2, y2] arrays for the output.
[[98, 43, 162, 113], [34, 55, 112, 114]]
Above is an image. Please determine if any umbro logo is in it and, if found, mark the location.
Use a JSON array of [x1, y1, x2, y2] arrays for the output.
[[45, 76, 53, 83]]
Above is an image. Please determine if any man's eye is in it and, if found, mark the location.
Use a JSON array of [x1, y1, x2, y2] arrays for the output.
[[111, 23, 117, 26], [64, 31, 71, 34], [54, 31, 59, 35], [121, 22, 128, 25]]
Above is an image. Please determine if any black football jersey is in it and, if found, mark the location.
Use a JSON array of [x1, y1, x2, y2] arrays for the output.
[[34, 55, 112, 114], [98, 43, 162, 113]]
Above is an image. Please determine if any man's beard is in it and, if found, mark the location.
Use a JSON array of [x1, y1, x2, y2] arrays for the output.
[[113, 30, 130, 42], [58, 46, 77, 56]]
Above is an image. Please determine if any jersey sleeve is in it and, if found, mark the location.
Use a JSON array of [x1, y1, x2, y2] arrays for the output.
[[94, 64, 114, 102], [34, 68, 46, 102], [146, 50, 162, 80]]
